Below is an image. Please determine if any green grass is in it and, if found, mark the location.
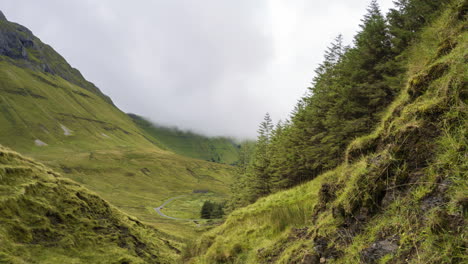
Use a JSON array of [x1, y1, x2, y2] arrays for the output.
[[129, 114, 241, 165], [188, 2, 467, 263], [162, 192, 228, 219]]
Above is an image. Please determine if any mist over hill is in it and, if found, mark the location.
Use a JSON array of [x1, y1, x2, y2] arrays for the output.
[[128, 113, 243, 165]]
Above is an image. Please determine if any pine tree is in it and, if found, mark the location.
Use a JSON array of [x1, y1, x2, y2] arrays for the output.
[[314, 34, 345, 78], [326, 0, 393, 150], [249, 113, 274, 200], [263, 35, 348, 191], [267, 120, 289, 190], [257, 113, 274, 144]]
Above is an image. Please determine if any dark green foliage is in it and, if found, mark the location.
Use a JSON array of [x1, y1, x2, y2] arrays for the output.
[[387, 0, 451, 54], [211, 203, 224, 219], [227, 113, 276, 207], [201, 201, 213, 219], [200, 201, 224, 219]]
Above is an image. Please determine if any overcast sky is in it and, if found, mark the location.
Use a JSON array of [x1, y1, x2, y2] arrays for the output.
[[1, 0, 394, 139]]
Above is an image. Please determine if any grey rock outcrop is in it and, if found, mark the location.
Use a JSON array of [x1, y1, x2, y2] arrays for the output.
[[0, 23, 35, 59]]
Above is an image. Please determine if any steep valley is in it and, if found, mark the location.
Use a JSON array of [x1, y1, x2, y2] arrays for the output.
[[0, 1, 467, 263]]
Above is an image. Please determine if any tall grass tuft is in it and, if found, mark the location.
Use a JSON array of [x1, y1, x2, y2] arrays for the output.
[[270, 202, 313, 233]]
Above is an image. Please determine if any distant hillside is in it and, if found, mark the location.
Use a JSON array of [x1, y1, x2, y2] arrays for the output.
[[0, 145, 179, 263], [0, 10, 234, 242], [129, 114, 241, 165]]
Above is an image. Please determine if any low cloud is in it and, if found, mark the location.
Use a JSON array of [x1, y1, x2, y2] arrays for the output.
[[1, 0, 394, 139]]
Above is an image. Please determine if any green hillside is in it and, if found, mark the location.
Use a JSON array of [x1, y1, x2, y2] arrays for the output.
[[129, 114, 241, 165], [0, 145, 179, 263], [0, 11, 234, 241], [189, 1, 467, 263], [1, 1, 466, 263]]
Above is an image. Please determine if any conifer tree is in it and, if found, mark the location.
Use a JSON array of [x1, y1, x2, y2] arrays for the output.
[[267, 120, 290, 190], [343, 0, 394, 115], [249, 113, 274, 200]]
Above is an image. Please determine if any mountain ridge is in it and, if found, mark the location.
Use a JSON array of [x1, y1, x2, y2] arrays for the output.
[[0, 12, 113, 104]]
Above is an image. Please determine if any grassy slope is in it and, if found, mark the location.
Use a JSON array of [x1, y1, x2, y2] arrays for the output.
[[162, 192, 228, 220], [189, 2, 467, 263], [129, 114, 241, 165], [0, 17, 234, 242], [0, 145, 179, 263]]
